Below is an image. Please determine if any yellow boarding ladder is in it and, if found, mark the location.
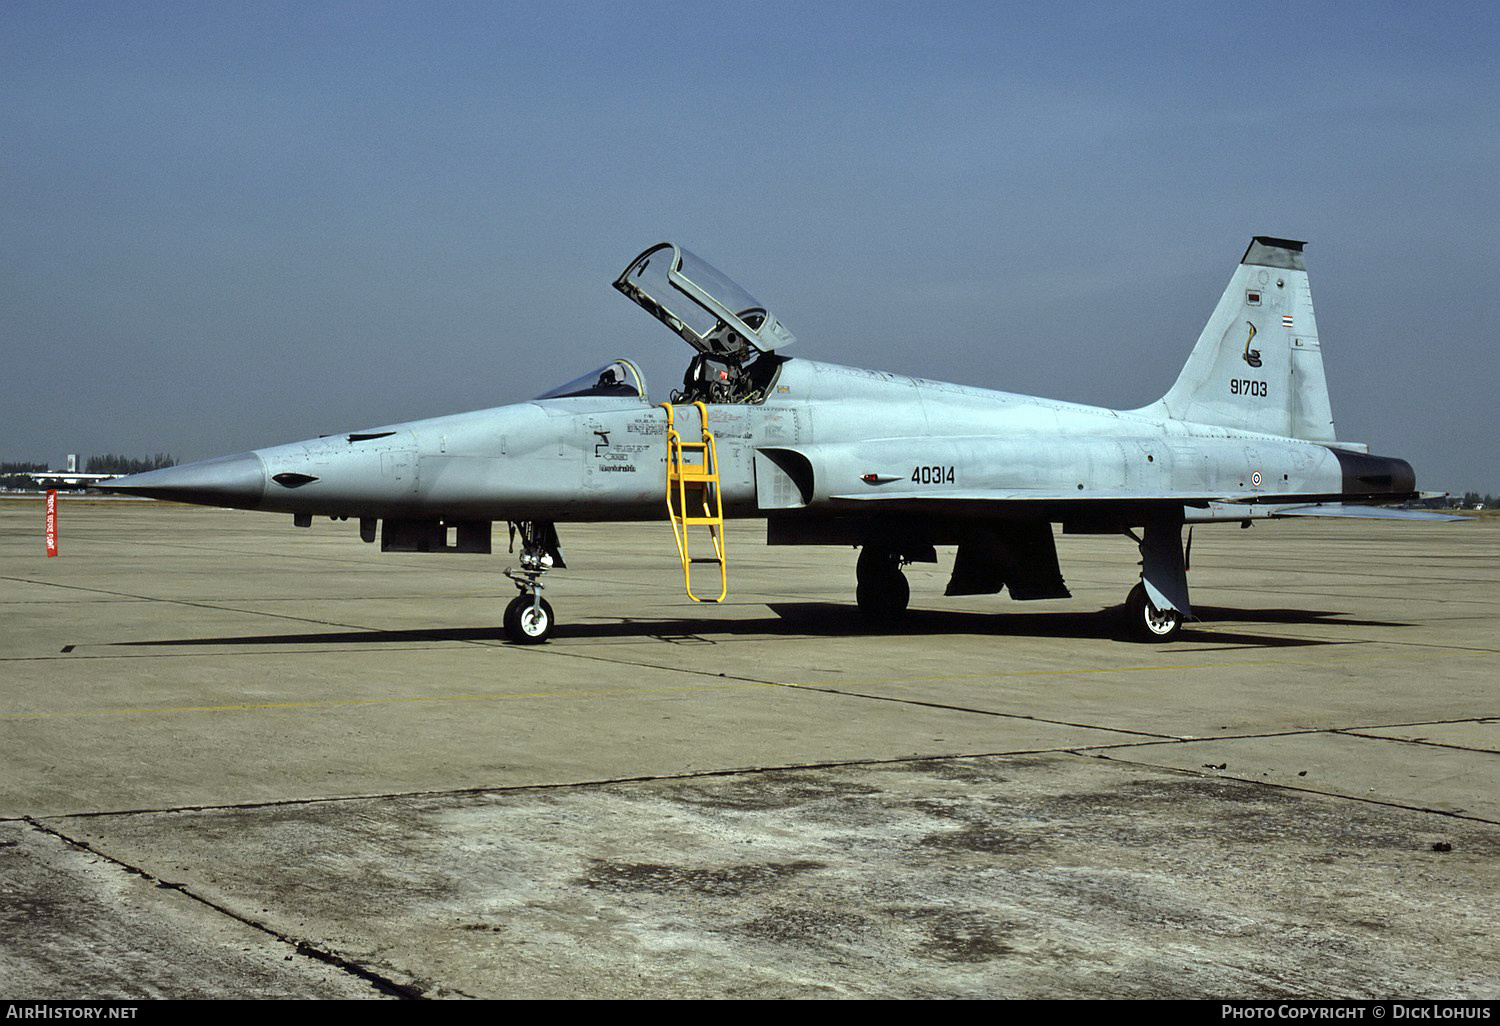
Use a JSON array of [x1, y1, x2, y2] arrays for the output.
[[660, 401, 727, 602]]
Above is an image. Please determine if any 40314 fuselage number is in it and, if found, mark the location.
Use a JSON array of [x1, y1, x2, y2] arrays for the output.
[[912, 465, 955, 484]]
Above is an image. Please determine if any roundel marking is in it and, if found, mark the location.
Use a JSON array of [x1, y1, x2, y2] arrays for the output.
[[1251, 470, 1262, 487]]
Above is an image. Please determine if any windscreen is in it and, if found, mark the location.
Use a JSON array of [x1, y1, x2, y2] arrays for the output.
[[534, 359, 647, 401]]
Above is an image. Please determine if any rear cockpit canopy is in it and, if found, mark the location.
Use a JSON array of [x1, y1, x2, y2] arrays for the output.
[[614, 243, 796, 361]]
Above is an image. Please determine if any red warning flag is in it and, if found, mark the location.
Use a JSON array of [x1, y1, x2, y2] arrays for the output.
[[46, 490, 58, 557]]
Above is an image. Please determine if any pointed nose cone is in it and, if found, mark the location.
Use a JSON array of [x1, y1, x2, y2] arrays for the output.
[[103, 452, 268, 509]]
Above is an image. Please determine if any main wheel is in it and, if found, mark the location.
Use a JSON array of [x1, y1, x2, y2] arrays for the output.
[[504, 595, 555, 644], [856, 548, 910, 620], [1126, 582, 1182, 642]]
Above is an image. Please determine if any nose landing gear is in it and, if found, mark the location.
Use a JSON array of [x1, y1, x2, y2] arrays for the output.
[[502, 521, 564, 644]]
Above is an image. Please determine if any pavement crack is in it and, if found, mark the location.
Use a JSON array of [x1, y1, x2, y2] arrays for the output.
[[524, 648, 1184, 740], [0, 575, 397, 639], [1079, 751, 1500, 825], [776, 681, 1181, 739], [1079, 716, 1500, 754], [21, 816, 426, 1000], [1332, 729, 1498, 755], [30, 746, 1200, 821]]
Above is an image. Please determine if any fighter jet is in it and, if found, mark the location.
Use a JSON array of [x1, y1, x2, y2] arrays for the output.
[[106, 237, 1455, 643]]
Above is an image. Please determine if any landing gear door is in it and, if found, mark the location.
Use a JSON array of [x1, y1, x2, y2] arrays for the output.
[[614, 243, 796, 359]]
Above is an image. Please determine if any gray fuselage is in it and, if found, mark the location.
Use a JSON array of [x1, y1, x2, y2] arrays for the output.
[[210, 356, 1405, 530]]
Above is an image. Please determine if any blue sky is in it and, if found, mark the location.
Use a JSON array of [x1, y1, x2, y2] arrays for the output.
[[4, 1, 1497, 491]]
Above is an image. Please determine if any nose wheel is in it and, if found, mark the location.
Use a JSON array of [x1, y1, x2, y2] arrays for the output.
[[503, 592, 555, 644]]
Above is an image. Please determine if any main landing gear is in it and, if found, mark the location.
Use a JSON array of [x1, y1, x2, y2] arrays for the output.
[[502, 521, 564, 644], [1125, 581, 1183, 642], [1123, 523, 1190, 643], [856, 546, 910, 621]]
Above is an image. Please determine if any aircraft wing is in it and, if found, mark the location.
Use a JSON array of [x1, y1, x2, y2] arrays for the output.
[[827, 487, 1186, 503], [1261, 503, 1468, 522], [823, 491, 1467, 523]]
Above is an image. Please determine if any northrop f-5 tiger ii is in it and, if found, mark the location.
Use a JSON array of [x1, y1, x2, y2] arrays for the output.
[[107, 237, 1456, 643]]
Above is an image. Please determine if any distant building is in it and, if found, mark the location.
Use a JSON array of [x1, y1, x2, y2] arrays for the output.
[[25, 470, 121, 490]]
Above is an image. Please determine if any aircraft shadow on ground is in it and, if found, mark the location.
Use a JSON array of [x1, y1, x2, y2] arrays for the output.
[[106, 603, 1407, 650]]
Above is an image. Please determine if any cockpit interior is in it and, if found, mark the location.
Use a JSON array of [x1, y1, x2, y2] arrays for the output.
[[533, 243, 794, 406], [615, 242, 793, 406]]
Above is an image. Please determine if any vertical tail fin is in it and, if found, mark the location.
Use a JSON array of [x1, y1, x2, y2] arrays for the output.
[[1139, 237, 1337, 442]]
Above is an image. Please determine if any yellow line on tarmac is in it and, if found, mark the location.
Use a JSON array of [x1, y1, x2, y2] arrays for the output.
[[810, 643, 1493, 691], [0, 656, 1274, 722], [801, 660, 1317, 689], [0, 661, 1348, 722], [7, 644, 1487, 723], [0, 680, 772, 721]]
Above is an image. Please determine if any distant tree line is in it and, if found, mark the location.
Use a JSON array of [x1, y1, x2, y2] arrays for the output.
[[0, 462, 49, 490], [86, 453, 177, 474], [0, 455, 178, 491]]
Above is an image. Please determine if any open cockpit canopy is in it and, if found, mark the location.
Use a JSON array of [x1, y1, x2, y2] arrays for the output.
[[614, 243, 796, 361], [534, 358, 648, 402]]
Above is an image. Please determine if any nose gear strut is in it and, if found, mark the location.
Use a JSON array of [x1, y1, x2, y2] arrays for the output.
[[502, 521, 565, 644]]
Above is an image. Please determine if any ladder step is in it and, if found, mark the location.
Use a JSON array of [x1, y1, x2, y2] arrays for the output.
[[661, 399, 727, 604]]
